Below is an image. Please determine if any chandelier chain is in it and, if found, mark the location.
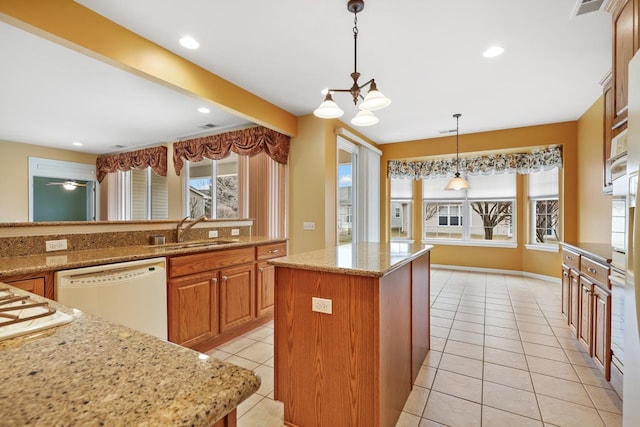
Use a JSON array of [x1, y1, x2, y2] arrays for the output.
[[353, 11, 359, 74]]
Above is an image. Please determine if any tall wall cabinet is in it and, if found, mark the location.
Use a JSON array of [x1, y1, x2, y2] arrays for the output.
[[603, 0, 640, 191]]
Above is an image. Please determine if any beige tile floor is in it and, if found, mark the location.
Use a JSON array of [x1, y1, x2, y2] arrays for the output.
[[206, 268, 623, 427]]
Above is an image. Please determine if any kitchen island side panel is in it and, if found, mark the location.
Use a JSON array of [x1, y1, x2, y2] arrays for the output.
[[274, 267, 377, 427], [274, 249, 430, 427]]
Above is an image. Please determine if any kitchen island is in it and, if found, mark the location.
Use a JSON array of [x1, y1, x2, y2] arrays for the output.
[[269, 242, 432, 427], [0, 284, 260, 426]]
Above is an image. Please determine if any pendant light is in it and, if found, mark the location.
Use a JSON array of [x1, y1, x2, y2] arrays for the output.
[[444, 113, 471, 191], [313, 0, 391, 126]]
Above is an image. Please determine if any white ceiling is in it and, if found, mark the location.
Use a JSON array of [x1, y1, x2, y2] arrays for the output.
[[0, 0, 612, 154]]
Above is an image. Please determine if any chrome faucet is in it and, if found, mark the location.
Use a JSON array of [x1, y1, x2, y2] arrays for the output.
[[176, 215, 207, 242]]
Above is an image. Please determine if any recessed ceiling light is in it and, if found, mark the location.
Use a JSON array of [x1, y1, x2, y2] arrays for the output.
[[179, 36, 200, 50], [72, 141, 83, 147], [198, 107, 211, 114], [483, 46, 504, 58]]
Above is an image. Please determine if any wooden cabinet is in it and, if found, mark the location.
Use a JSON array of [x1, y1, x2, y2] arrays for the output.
[[219, 263, 254, 332], [0, 271, 54, 299], [560, 245, 612, 380], [578, 277, 594, 352], [603, 0, 640, 192], [593, 285, 612, 378], [167, 241, 286, 351], [255, 242, 287, 317], [168, 271, 218, 347]]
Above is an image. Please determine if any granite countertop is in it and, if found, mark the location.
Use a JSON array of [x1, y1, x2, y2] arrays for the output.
[[560, 242, 612, 264], [268, 242, 433, 277], [0, 284, 260, 425], [0, 236, 287, 277]]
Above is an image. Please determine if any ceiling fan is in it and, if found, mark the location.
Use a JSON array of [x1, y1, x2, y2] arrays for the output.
[[46, 180, 87, 190]]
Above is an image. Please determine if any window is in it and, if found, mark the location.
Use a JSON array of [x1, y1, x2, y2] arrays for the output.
[[117, 167, 168, 220], [390, 178, 413, 240], [529, 168, 559, 245], [186, 153, 239, 219], [423, 174, 515, 245]]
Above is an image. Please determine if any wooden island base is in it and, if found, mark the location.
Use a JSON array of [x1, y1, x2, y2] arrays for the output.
[[272, 244, 431, 427]]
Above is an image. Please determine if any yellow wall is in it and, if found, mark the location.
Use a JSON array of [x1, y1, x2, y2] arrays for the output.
[[577, 95, 611, 244], [0, 140, 97, 222], [380, 121, 578, 277]]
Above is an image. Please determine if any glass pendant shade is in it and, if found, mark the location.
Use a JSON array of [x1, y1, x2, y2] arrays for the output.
[[314, 95, 344, 119], [350, 109, 379, 126], [360, 89, 391, 111], [444, 174, 471, 191]]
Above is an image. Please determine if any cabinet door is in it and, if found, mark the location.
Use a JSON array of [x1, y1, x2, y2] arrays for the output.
[[256, 261, 275, 318], [168, 272, 218, 347], [6, 277, 45, 297], [561, 265, 571, 322], [593, 285, 612, 380], [219, 263, 255, 333], [578, 277, 594, 354], [569, 270, 580, 334], [613, 0, 635, 126]]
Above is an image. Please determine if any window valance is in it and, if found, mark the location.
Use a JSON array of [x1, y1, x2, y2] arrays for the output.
[[173, 126, 290, 175], [388, 145, 562, 180], [96, 146, 167, 183]]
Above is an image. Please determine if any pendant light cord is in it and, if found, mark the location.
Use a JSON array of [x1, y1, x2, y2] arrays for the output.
[[454, 113, 461, 176], [353, 11, 359, 74]]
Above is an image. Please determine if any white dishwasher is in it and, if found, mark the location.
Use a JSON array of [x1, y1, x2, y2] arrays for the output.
[[56, 257, 167, 340]]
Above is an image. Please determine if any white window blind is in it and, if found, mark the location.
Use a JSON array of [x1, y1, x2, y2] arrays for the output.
[[391, 177, 413, 198], [529, 168, 559, 198], [467, 173, 516, 198]]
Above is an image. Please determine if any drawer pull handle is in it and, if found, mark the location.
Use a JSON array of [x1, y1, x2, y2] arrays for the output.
[[269, 249, 280, 254], [566, 256, 573, 260], [587, 267, 597, 274]]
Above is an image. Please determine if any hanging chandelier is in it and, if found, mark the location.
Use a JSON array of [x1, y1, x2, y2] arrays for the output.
[[313, 0, 391, 127], [444, 113, 471, 191]]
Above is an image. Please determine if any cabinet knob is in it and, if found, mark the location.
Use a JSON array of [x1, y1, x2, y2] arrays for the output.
[[211, 278, 217, 285], [222, 276, 228, 281], [588, 267, 597, 274], [566, 256, 573, 260], [269, 249, 280, 254], [259, 268, 264, 273]]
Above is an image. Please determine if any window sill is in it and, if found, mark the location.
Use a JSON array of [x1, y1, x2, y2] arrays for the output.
[[525, 244, 559, 253], [422, 239, 517, 249]]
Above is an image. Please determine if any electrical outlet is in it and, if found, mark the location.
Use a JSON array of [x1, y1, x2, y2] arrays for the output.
[[208, 230, 219, 238], [312, 297, 332, 314], [231, 229, 240, 236], [303, 222, 316, 230], [45, 239, 68, 252]]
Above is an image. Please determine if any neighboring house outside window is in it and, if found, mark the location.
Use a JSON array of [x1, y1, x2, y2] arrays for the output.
[[186, 153, 239, 219], [423, 174, 515, 245], [390, 178, 413, 240]]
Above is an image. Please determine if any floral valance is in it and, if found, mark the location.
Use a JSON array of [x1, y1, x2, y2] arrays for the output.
[[388, 145, 563, 180], [173, 126, 290, 175], [96, 146, 167, 183]]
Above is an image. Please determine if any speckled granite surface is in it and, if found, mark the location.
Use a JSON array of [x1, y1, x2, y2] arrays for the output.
[[268, 242, 433, 277], [0, 285, 260, 426], [0, 236, 286, 277]]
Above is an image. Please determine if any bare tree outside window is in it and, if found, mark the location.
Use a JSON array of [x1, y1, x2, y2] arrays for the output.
[[470, 201, 512, 240], [535, 199, 559, 243]]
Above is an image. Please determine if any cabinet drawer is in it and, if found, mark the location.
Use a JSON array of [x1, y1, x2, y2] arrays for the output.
[[169, 247, 255, 278], [562, 248, 580, 270], [581, 257, 610, 289], [256, 242, 287, 261]]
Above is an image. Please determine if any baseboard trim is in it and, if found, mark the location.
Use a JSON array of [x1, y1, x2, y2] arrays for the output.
[[431, 264, 560, 284]]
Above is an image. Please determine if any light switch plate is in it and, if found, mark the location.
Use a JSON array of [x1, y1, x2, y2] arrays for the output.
[[208, 230, 219, 238], [231, 229, 240, 236], [303, 222, 316, 230]]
